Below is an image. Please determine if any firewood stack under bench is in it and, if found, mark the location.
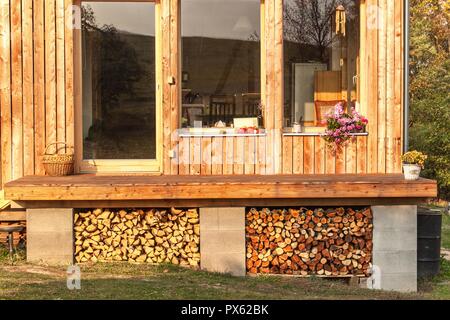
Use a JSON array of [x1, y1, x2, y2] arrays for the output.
[[246, 207, 373, 276], [3, 174, 438, 292]]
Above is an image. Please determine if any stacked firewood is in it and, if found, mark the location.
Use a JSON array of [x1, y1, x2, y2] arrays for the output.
[[74, 208, 200, 266], [246, 207, 373, 276]]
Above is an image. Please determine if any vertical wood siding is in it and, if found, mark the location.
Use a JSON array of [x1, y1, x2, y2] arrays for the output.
[[0, 0, 75, 187], [0, 0, 404, 186]]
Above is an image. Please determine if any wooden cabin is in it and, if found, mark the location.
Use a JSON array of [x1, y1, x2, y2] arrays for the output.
[[0, 0, 437, 292]]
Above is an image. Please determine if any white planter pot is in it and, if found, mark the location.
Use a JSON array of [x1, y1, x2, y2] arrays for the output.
[[403, 164, 422, 180]]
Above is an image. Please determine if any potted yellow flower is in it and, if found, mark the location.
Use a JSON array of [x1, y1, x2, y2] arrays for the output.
[[401, 151, 427, 180]]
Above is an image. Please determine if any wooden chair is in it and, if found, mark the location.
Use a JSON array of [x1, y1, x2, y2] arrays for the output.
[[241, 93, 261, 117], [209, 95, 236, 126], [314, 100, 346, 126]]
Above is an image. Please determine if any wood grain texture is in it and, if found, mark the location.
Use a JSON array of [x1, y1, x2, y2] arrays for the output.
[[0, 1, 409, 185], [393, 0, 403, 173], [212, 137, 223, 175], [33, 0, 45, 175], [303, 137, 314, 174], [223, 136, 233, 175], [201, 137, 212, 175], [4, 174, 438, 201], [169, 0, 180, 175], [22, 0, 34, 176], [292, 137, 304, 174], [282, 136, 293, 174], [377, 0, 387, 173], [366, 0, 378, 173], [0, 0, 12, 186], [11, 0, 23, 179], [65, 0, 75, 156], [56, 0, 66, 153], [45, 0, 57, 155]]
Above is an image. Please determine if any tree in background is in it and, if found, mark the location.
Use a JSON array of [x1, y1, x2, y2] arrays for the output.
[[409, 0, 450, 199]]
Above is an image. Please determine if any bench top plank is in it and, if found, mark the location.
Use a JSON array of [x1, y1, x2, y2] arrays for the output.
[[4, 174, 437, 201]]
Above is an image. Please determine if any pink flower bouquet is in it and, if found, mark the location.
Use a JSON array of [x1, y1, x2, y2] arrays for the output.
[[322, 103, 368, 153]]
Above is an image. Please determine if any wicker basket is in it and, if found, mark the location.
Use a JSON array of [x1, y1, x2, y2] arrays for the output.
[[42, 142, 74, 176]]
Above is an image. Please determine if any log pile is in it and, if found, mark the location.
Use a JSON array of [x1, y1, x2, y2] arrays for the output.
[[0, 222, 26, 246], [246, 207, 373, 276], [74, 208, 200, 266]]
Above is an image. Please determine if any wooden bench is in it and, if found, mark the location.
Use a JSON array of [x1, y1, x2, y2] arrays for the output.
[[4, 174, 437, 208], [3, 174, 437, 293]]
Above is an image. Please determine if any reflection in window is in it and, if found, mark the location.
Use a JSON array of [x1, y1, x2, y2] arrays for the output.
[[82, 2, 156, 159], [181, 0, 261, 129], [283, 0, 360, 130]]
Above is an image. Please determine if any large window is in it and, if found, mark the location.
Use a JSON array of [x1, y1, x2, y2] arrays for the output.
[[81, 1, 157, 161], [181, 0, 261, 129], [283, 0, 360, 130]]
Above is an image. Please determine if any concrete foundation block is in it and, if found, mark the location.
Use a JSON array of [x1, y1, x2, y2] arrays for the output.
[[200, 207, 245, 276], [372, 205, 417, 292], [27, 208, 74, 265]]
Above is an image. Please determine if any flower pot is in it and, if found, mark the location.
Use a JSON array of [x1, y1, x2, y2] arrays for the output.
[[403, 163, 422, 180]]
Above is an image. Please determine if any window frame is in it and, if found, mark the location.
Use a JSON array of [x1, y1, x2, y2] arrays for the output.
[[280, 0, 364, 130], [74, 0, 162, 173], [179, 0, 266, 129]]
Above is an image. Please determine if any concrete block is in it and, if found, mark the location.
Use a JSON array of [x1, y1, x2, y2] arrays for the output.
[[27, 208, 74, 265], [201, 230, 245, 254], [373, 228, 416, 251], [373, 250, 417, 274], [378, 273, 418, 292], [200, 207, 246, 276], [372, 206, 417, 228], [371, 205, 418, 292], [200, 252, 246, 277]]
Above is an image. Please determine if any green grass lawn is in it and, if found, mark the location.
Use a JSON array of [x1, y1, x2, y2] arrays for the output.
[[0, 249, 449, 300], [1, 209, 449, 300], [442, 213, 450, 249]]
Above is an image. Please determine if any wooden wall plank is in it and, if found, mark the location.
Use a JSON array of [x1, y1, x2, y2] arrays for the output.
[[223, 136, 233, 175], [325, 146, 336, 174], [366, 0, 379, 173], [393, 0, 403, 172], [273, 0, 283, 173], [201, 137, 212, 175], [11, 0, 23, 179], [385, 0, 395, 173], [22, 0, 34, 176], [377, 0, 387, 173], [264, 0, 274, 174], [73, 0, 82, 173], [161, 0, 171, 174], [345, 139, 357, 174], [169, 0, 180, 175], [314, 136, 325, 174], [256, 136, 266, 175], [45, 0, 57, 155], [303, 137, 314, 174], [178, 137, 189, 175], [56, 0, 66, 153], [359, 0, 367, 116], [335, 148, 346, 174], [244, 136, 256, 175], [0, 0, 12, 186], [233, 136, 244, 175], [64, 0, 75, 156], [282, 136, 292, 174], [292, 137, 303, 174], [357, 136, 368, 174], [211, 137, 223, 175], [190, 137, 200, 175]]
